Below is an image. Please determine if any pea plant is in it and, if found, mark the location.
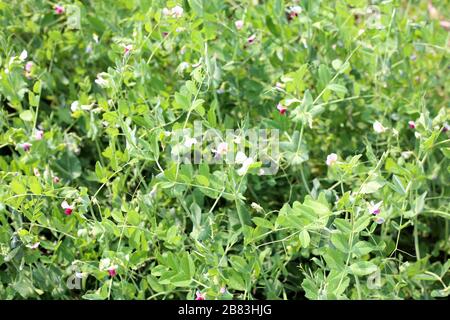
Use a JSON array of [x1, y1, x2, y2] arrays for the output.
[[0, 0, 449, 300]]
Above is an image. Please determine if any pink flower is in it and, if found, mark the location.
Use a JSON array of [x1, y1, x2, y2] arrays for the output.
[[124, 44, 132, 55], [374, 217, 385, 224], [247, 34, 256, 44], [26, 242, 40, 249], [35, 129, 44, 140], [219, 287, 227, 294], [108, 267, 117, 277], [235, 20, 244, 30], [53, 176, 60, 184], [373, 121, 387, 134], [277, 103, 287, 115], [21, 142, 32, 152], [368, 201, 382, 215], [195, 291, 206, 300], [326, 153, 338, 166], [61, 200, 74, 215], [408, 121, 415, 129], [443, 123, 449, 132], [25, 61, 33, 73], [33, 168, 40, 177], [171, 5, 184, 18], [54, 4, 64, 15]]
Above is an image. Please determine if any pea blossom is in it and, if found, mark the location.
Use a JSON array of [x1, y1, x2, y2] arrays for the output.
[[53, 176, 60, 184], [61, 200, 74, 215], [35, 129, 44, 140], [21, 142, 32, 152], [235, 152, 254, 176], [108, 266, 117, 277], [235, 20, 244, 30], [247, 34, 256, 44], [277, 103, 287, 115], [124, 44, 132, 55], [326, 153, 338, 166], [19, 50, 28, 61], [373, 121, 387, 134], [184, 137, 197, 148], [408, 120, 415, 129], [374, 217, 385, 224], [214, 142, 228, 157], [195, 291, 206, 300], [26, 242, 40, 249], [251, 202, 263, 212], [443, 123, 449, 132], [54, 4, 64, 15], [33, 168, 40, 177], [368, 201, 383, 215], [171, 5, 184, 18]]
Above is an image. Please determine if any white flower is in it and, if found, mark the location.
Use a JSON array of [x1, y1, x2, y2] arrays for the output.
[[215, 142, 228, 156], [235, 20, 244, 30], [235, 151, 247, 164], [71, 101, 80, 112], [99, 258, 111, 271], [171, 5, 183, 18], [33, 168, 40, 177], [162, 7, 170, 16], [95, 73, 109, 87], [414, 131, 421, 139], [373, 121, 387, 133], [35, 129, 44, 140], [19, 50, 28, 61], [251, 202, 263, 212], [184, 137, 197, 148], [326, 153, 338, 166], [237, 157, 254, 176], [368, 201, 383, 215], [290, 6, 302, 15], [401, 151, 412, 159], [177, 62, 190, 74], [26, 242, 40, 249]]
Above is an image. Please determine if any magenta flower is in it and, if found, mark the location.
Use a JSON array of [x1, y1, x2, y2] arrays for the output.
[[408, 121, 415, 129], [195, 291, 206, 300], [54, 4, 64, 15], [108, 267, 117, 277], [21, 142, 32, 152], [443, 123, 449, 132], [61, 200, 74, 215], [368, 201, 382, 215], [277, 103, 287, 115], [124, 44, 132, 55]]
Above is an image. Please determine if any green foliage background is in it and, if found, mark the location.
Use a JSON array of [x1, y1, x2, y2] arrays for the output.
[[0, 0, 449, 299]]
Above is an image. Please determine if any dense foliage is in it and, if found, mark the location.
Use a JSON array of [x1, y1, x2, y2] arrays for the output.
[[0, 0, 449, 300]]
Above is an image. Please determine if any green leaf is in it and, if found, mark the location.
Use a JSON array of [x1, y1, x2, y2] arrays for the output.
[[349, 261, 378, 276], [298, 229, 310, 248], [360, 179, 385, 194], [20, 110, 33, 122]]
